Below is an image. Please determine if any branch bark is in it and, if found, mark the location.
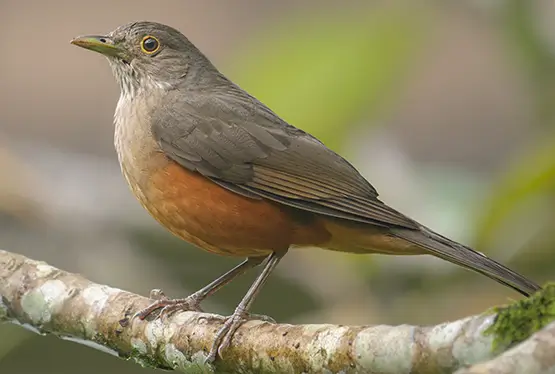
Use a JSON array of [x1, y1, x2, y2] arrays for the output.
[[0, 249, 552, 373]]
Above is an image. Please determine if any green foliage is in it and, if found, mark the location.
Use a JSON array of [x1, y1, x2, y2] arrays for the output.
[[227, 5, 432, 151], [474, 134, 555, 249], [485, 283, 555, 351], [500, 0, 555, 123], [468, 0, 555, 272]]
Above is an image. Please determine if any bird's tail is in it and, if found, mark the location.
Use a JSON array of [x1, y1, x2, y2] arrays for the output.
[[390, 225, 541, 297]]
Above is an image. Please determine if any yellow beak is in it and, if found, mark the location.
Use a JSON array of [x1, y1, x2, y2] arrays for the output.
[[70, 35, 125, 59]]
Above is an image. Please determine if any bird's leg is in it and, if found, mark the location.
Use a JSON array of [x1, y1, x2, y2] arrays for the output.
[[205, 250, 286, 363], [133, 256, 266, 320]]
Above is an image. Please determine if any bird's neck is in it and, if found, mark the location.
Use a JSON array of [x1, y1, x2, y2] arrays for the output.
[[113, 81, 167, 191]]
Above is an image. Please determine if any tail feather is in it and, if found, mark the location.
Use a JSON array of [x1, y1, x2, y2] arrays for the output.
[[391, 226, 541, 297]]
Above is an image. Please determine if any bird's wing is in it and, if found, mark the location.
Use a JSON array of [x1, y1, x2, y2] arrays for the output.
[[151, 87, 418, 229]]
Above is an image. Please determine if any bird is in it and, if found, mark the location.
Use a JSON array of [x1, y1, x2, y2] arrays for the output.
[[70, 21, 541, 362]]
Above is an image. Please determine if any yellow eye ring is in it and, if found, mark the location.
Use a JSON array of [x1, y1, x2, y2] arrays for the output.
[[141, 35, 160, 54]]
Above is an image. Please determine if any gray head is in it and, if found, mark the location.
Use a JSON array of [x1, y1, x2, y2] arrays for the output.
[[71, 21, 214, 96]]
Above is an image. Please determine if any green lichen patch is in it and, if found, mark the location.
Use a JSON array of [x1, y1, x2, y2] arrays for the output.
[[20, 279, 68, 324], [485, 282, 555, 352], [165, 344, 214, 373], [127, 347, 170, 370]]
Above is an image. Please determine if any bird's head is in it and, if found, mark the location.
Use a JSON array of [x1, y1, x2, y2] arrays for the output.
[[71, 21, 207, 96]]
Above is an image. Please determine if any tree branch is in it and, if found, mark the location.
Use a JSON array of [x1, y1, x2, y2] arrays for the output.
[[0, 249, 553, 373]]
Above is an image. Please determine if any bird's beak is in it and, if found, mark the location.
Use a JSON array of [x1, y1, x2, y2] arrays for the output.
[[70, 35, 126, 60]]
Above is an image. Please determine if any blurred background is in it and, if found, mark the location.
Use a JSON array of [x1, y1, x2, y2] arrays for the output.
[[1, 0, 554, 372]]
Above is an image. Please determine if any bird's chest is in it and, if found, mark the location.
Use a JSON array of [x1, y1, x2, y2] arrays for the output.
[[113, 95, 169, 205]]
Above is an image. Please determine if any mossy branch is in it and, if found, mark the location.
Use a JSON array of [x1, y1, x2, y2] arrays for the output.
[[455, 321, 555, 374], [0, 249, 553, 374]]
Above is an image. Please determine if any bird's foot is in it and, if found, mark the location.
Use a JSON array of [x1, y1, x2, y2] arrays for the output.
[[133, 289, 204, 321], [205, 307, 275, 363]]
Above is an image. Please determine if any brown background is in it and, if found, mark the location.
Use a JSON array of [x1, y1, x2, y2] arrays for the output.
[[1, 1, 554, 373]]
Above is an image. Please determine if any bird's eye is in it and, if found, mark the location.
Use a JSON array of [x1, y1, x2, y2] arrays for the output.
[[141, 36, 160, 54]]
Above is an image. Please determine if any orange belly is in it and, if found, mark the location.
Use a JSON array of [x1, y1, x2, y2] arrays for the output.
[[135, 158, 332, 257], [123, 153, 424, 258]]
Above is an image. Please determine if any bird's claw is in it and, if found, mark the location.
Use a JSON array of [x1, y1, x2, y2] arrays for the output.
[[205, 308, 275, 363], [132, 289, 204, 321], [249, 313, 276, 324], [131, 290, 276, 364]]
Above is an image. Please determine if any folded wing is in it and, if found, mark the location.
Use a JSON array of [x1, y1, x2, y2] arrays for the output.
[[152, 87, 418, 230]]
